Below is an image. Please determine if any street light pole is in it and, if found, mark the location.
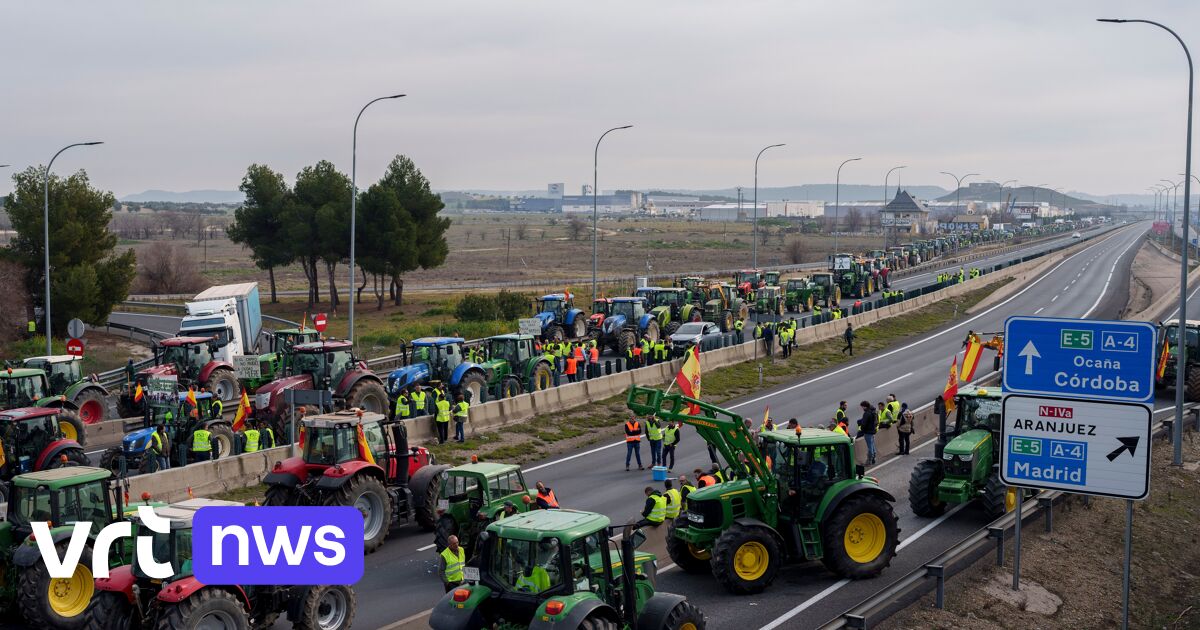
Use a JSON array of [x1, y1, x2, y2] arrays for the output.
[[348, 93, 404, 344], [883, 165, 906, 249], [592, 125, 632, 303], [43, 142, 102, 354], [940, 171, 979, 223], [833, 157, 862, 254], [753, 143, 785, 268], [1100, 17, 1194, 467]]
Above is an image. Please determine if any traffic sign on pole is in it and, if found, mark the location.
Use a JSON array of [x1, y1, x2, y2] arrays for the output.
[[66, 338, 84, 357], [1000, 394, 1150, 500], [67, 318, 86, 339], [314, 313, 328, 333], [1002, 316, 1156, 403]]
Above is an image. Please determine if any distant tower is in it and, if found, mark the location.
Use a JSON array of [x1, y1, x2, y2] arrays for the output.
[[548, 183, 564, 199]]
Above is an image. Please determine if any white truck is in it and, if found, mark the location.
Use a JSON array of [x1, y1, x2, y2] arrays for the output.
[[178, 283, 264, 365]]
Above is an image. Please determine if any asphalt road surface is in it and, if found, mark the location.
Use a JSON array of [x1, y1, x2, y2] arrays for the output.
[[288, 222, 1148, 630]]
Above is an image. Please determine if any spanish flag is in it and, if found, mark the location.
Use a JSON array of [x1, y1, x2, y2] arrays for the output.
[[232, 389, 251, 432], [674, 345, 702, 414], [298, 424, 306, 451], [355, 424, 376, 465], [186, 387, 198, 408], [1158, 340, 1171, 379], [301, 312, 308, 330], [133, 383, 144, 403], [960, 339, 983, 382], [943, 356, 959, 413]]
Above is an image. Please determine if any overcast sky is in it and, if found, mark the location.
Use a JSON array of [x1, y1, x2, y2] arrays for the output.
[[1, 0, 1197, 199]]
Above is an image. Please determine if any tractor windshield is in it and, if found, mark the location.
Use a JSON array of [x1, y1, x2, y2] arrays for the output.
[[292, 352, 323, 377], [592, 301, 611, 316], [2, 376, 46, 407], [56, 480, 111, 533], [1164, 325, 1200, 351], [490, 536, 566, 595], [135, 527, 194, 580], [954, 396, 1003, 433], [611, 301, 638, 320], [812, 275, 832, 288], [487, 339, 519, 365], [756, 288, 774, 300], [655, 292, 680, 307], [786, 279, 806, 291], [7, 484, 52, 530], [537, 299, 565, 315], [303, 426, 359, 464], [48, 361, 82, 391], [736, 272, 759, 285], [440, 472, 482, 502]]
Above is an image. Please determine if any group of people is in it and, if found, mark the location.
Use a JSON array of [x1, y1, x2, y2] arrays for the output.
[[752, 318, 800, 358], [625, 334, 671, 368], [538, 338, 601, 382], [392, 381, 471, 444], [830, 394, 914, 465], [936, 266, 980, 284], [623, 415, 683, 471]]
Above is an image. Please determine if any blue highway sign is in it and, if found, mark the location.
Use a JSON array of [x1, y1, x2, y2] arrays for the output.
[[1003, 316, 1156, 403]]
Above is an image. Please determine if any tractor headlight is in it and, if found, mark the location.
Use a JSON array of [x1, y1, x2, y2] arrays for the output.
[[958, 453, 973, 462], [942, 451, 954, 460]]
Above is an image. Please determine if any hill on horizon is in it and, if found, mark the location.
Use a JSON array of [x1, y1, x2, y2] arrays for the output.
[[120, 189, 244, 203]]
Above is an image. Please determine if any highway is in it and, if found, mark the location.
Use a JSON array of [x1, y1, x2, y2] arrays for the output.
[[284, 222, 1147, 630]]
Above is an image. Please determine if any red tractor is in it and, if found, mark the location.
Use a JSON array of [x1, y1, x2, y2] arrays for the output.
[[251, 340, 389, 439], [119, 336, 240, 415], [734, 269, 765, 299], [588, 298, 613, 336], [263, 409, 444, 553], [0, 407, 88, 498]]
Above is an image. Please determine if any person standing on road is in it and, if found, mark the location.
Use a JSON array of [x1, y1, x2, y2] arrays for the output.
[[834, 401, 848, 429], [152, 424, 171, 470], [242, 423, 260, 454], [646, 416, 664, 467], [435, 393, 452, 444], [842, 323, 856, 356], [662, 421, 680, 471], [411, 386, 428, 418], [440, 535, 466, 592], [453, 393, 469, 443], [564, 353, 578, 383], [624, 416, 643, 471], [933, 391, 947, 429], [394, 386, 411, 421], [897, 410, 914, 455], [857, 400, 878, 465], [190, 422, 212, 463]]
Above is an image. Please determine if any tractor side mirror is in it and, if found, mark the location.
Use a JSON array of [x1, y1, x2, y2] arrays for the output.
[[628, 529, 647, 550], [855, 463, 866, 478]]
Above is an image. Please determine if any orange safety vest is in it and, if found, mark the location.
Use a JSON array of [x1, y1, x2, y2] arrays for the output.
[[698, 474, 717, 487], [564, 357, 578, 375], [633, 346, 642, 357], [574, 347, 585, 361], [625, 420, 642, 442], [538, 489, 559, 508], [589, 347, 599, 363]]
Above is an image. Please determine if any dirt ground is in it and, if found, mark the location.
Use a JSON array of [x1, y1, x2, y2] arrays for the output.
[[1123, 239, 1180, 318], [879, 436, 1200, 630]]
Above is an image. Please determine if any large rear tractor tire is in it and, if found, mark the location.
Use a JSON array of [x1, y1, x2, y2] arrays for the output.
[[709, 522, 781, 595], [572, 317, 587, 340], [264, 485, 300, 507], [434, 515, 459, 552], [326, 475, 392, 554], [981, 474, 1014, 518], [578, 616, 619, 630], [17, 543, 95, 630], [73, 388, 107, 425], [738, 304, 750, 321], [548, 325, 565, 342], [531, 362, 554, 391], [411, 464, 447, 531], [662, 600, 707, 630], [664, 321, 681, 337], [98, 448, 123, 474], [908, 459, 947, 518], [205, 367, 241, 404], [45, 447, 89, 469], [345, 380, 389, 415], [721, 311, 734, 333], [154, 587, 248, 630], [833, 286, 842, 305], [83, 591, 134, 630], [820, 494, 899, 579], [644, 320, 660, 344], [1186, 366, 1200, 402], [459, 372, 487, 405], [293, 585, 356, 630], [616, 331, 637, 360], [56, 409, 87, 447], [666, 519, 712, 574], [498, 376, 522, 399], [206, 423, 236, 459]]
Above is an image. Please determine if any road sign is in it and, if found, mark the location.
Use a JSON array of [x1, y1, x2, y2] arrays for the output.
[[1002, 316, 1156, 403], [518, 318, 542, 337], [313, 313, 327, 333], [67, 318, 85, 339], [65, 338, 84, 357], [1000, 394, 1150, 500]]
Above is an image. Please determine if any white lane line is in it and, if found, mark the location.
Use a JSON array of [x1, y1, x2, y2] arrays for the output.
[[759, 505, 967, 630], [1167, 283, 1200, 320], [1051, 295, 1058, 302], [1082, 234, 1142, 318], [85, 449, 107, 456], [874, 372, 913, 389], [525, 440, 625, 472], [1034, 307, 1044, 315], [417, 543, 435, 551]]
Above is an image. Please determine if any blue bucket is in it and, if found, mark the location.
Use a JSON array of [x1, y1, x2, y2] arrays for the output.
[[651, 466, 668, 481]]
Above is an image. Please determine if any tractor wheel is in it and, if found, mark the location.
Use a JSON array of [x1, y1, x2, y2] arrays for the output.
[[56, 409, 87, 447], [345, 380, 389, 415], [833, 286, 842, 305], [434, 515, 459, 552], [776, 300, 784, 317], [498, 376, 522, 399], [459, 372, 487, 405], [293, 585, 356, 630], [83, 590, 134, 630], [981, 474, 1014, 518], [531, 362, 555, 391], [662, 600, 707, 630], [154, 587, 248, 630], [617, 331, 637, 360], [666, 519, 711, 574], [644, 320, 660, 344], [264, 485, 300, 507], [577, 616, 619, 630], [73, 388, 107, 425], [820, 493, 899, 579], [99, 448, 122, 474], [572, 317, 587, 340], [664, 321, 681, 337], [0, 483, 7, 503], [411, 464, 447, 531], [208, 424, 236, 459], [908, 459, 947, 517], [709, 522, 781, 595], [806, 294, 814, 311], [1186, 366, 1200, 402], [17, 542, 95, 630], [548, 325, 565, 342], [205, 367, 240, 404], [720, 311, 734, 332], [326, 475, 392, 554], [738, 303, 750, 321], [46, 447, 89, 469]]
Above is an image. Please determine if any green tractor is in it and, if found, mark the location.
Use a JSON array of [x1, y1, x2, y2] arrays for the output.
[[830, 253, 876, 299], [432, 462, 538, 556], [430, 510, 707, 630], [627, 385, 899, 595], [635, 287, 704, 337], [751, 286, 785, 317], [702, 283, 750, 332], [0, 466, 158, 630], [21, 356, 111, 425], [908, 386, 1023, 519], [0, 368, 87, 444], [241, 327, 323, 392], [675, 276, 708, 304], [479, 334, 557, 398], [763, 271, 781, 286], [1155, 319, 1200, 401]]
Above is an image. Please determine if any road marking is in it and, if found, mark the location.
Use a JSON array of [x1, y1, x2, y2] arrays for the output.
[[1082, 234, 1141, 318], [874, 372, 913, 389], [1034, 307, 1044, 315], [1051, 295, 1058, 302], [379, 608, 433, 630], [1167, 283, 1200, 320], [417, 543, 435, 551]]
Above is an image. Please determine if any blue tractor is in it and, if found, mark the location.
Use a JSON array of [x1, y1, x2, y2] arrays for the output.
[[595, 296, 661, 357], [386, 337, 491, 405], [533, 292, 589, 342], [99, 386, 230, 475]]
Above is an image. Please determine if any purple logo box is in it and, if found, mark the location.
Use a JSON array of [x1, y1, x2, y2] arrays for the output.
[[193, 506, 364, 585]]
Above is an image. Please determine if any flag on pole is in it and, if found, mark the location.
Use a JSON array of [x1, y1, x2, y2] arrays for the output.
[[1158, 340, 1171, 379], [960, 339, 983, 382], [232, 389, 251, 432], [186, 387, 198, 408], [301, 312, 308, 330], [761, 406, 772, 430], [674, 345, 702, 414], [133, 383, 144, 403], [943, 356, 959, 413], [355, 424, 376, 465]]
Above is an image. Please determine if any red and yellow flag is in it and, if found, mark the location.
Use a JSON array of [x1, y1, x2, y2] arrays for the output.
[[186, 387, 198, 408], [355, 424, 376, 465], [674, 345, 702, 414], [232, 389, 251, 432], [761, 406, 771, 430], [133, 383, 144, 402], [960, 339, 983, 382], [1158, 340, 1171, 379], [943, 356, 959, 413], [298, 424, 306, 451]]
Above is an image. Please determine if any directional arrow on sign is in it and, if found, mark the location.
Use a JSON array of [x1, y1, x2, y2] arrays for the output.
[[1106, 436, 1141, 461], [1018, 340, 1041, 376]]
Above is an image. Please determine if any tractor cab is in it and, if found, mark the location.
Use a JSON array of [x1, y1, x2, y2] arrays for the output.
[[609, 297, 648, 323], [1157, 319, 1200, 388], [676, 276, 707, 300], [151, 337, 221, 382], [0, 369, 52, 409], [4, 467, 120, 539], [810, 272, 835, 290], [785, 278, 808, 292], [387, 337, 468, 396], [289, 341, 361, 390], [734, 269, 763, 296], [0, 408, 76, 475], [485, 335, 536, 367], [755, 286, 782, 301], [271, 328, 322, 356], [434, 462, 537, 554], [763, 271, 781, 286], [127, 498, 244, 583], [589, 298, 612, 331], [22, 356, 84, 396], [758, 428, 857, 519], [298, 410, 418, 484], [637, 287, 695, 330], [535, 294, 572, 320]]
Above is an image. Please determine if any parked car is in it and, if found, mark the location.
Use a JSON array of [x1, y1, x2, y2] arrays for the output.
[[669, 321, 724, 355], [1071, 232, 1082, 239]]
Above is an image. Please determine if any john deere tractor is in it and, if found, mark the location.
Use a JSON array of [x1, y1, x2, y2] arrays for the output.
[[908, 386, 1025, 519], [430, 510, 707, 630], [830, 253, 876, 299], [675, 276, 708, 303], [477, 334, 556, 398], [1155, 319, 1200, 401], [432, 462, 538, 556], [627, 385, 899, 595], [0, 368, 88, 444], [240, 327, 323, 392], [21, 356, 110, 425], [534, 293, 589, 342], [595, 297, 660, 357], [751, 286, 785, 317], [702, 284, 750, 332], [635, 287, 704, 337]]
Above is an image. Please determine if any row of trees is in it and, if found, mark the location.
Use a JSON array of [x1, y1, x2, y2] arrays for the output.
[[228, 155, 449, 308]]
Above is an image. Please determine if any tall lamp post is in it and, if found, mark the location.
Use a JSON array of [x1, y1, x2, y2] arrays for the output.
[[1101, 17, 1194, 469], [348, 93, 404, 344], [1163, 179, 1181, 249], [44, 142, 102, 354], [1182, 173, 1200, 253], [833, 157, 862, 253], [753, 143, 785, 268], [883, 165, 906, 248], [940, 170, 979, 224], [592, 125, 632, 303]]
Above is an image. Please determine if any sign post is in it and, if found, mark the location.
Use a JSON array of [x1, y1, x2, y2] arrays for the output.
[[314, 313, 328, 333], [65, 338, 84, 357], [67, 318, 86, 339]]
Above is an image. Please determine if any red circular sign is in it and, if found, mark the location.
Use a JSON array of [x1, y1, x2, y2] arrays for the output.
[[314, 313, 328, 333], [66, 338, 84, 357]]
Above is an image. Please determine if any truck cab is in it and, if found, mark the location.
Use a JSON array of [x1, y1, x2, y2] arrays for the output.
[[178, 283, 263, 365]]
